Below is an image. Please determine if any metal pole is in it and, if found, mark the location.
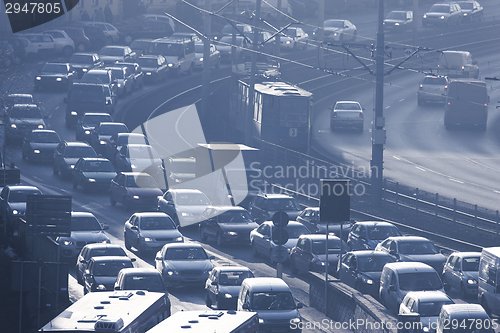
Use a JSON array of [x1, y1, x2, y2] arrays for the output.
[[317, 0, 325, 68], [202, 0, 212, 120], [324, 221, 329, 315], [18, 261, 23, 333], [231, 0, 237, 67], [275, 0, 282, 57], [370, 0, 386, 198]]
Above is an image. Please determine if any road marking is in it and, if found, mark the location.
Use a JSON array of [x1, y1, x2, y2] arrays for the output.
[[494, 190, 500, 194], [448, 178, 464, 184], [317, 129, 330, 133], [393, 155, 401, 160], [399, 98, 405, 102], [385, 105, 391, 109], [416, 166, 426, 172]]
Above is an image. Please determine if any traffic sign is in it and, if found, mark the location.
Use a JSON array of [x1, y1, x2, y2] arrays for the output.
[[272, 228, 289, 246], [272, 211, 289, 228], [271, 245, 289, 263]]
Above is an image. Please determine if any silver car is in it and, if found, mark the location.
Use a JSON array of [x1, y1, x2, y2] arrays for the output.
[[442, 251, 481, 298], [417, 75, 449, 105], [330, 101, 364, 132]]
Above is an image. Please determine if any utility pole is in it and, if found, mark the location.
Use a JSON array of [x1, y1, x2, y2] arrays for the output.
[[317, 0, 325, 68], [371, 0, 386, 197], [231, 0, 237, 68], [275, 0, 282, 57], [245, 0, 262, 144], [202, 0, 212, 120]]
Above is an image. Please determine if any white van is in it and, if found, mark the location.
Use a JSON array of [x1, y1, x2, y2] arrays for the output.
[[238, 277, 303, 332], [478, 247, 500, 316], [151, 37, 195, 74], [380, 262, 444, 313], [436, 304, 495, 333]]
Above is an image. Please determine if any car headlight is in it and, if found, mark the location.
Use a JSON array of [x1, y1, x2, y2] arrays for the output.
[[99, 140, 106, 145], [146, 72, 152, 75], [88, 178, 96, 183], [117, 83, 122, 88], [84, 130, 91, 135], [362, 276, 374, 285], [102, 239, 110, 243], [70, 165, 75, 169], [37, 124, 44, 129], [463, 13, 468, 16], [70, 111, 78, 116], [175, 236, 183, 242], [395, 22, 400, 26], [35, 76, 41, 80], [12, 209, 19, 215], [56, 77, 62, 81], [62, 239, 73, 246], [181, 212, 189, 217], [258, 318, 265, 324], [440, 15, 445, 19], [96, 284, 107, 291], [166, 270, 177, 276], [82, 68, 88, 72], [225, 231, 238, 236], [133, 195, 140, 199], [130, 164, 137, 169], [199, 57, 203, 61], [285, 40, 291, 44], [144, 237, 154, 242], [467, 279, 477, 285], [10, 124, 17, 128], [168, 63, 173, 67], [290, 317, 301, 325], [423, 14, 427, 18], [224, 293, 233, 299], [33, 149, 40, 154]]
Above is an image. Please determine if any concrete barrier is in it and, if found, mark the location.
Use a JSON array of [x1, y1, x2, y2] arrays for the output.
[[309, 272, 397, 333]]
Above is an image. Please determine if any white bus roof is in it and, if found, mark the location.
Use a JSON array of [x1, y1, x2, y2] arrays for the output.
[[254, 82, 312, 97], [39, 291, 165, 332], [146, 310, 257, 333]]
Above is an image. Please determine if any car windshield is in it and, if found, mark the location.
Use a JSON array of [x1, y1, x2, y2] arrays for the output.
[[175, 192, 210, 206], [422, 77, 447, 85], [194, 44, 204, 53], [398, 272, 443, 291], [325, 20, 345, 28], [281, 224, 309, 239], [139, 216, 176, 230], [69, 85, 105, 100], [93, 261, 132, 276], [31, 132, 59, 143], [64, 146, 96, 158], [266, 198, 300, 211], [217, 210, 252, 223], [398, 241, 439, 255], [9, 106, 41, 118], [154, 43, 183, 57], [336, 102, 361, 110], [462, 256, 480, 271], [430, 4, 450, 13], [82, 73, 110, 84], [137, 58, 159, 67], [99, 124, 128, 136], [419, 300, 453, 317], [164, 247, 208, 260], [8, 189, 41, 202], [42, 63, 67, 73], [123, 275, 164, 292], [357, 255, 395, 272], [125, 175, 157, 188], [218, 271, 253, 286], [6, 95, 33, 105], [367, 225, 401, 240], [387, 11, 407, 20], [89, 247, 126, 258], [70, 54, 93, 63], [251, 291, 296, 310], [311, 238, 345, 254], [82, 114, 112, 127], [82, 160, 114, 172], [72, 215, 102, 231], [100, 47, 124, 56]]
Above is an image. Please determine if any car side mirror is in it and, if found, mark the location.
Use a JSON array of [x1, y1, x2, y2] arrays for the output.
[[102, 224, 109, 230], [296, 302, 304, 309], [242, 303, 249, 310], [211, 281, 218, 286], [130, 226, 138, 231], [130, 258, 136, 262], [209, 255, 216, 260], [155, 255, 162, 260]]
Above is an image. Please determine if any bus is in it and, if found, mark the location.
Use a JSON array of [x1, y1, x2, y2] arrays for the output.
[[38, 290, 170, 333], [234, 80, 312, 151], [146, 310, 259, 333]]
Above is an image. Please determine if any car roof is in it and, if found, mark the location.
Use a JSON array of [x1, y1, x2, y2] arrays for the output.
[[71, 211, 96, 218], [120, 172, 151, 177], [262, 221, 305, 227], [78, 157, 110, 162], [169, 189, 204, 194], [72, 52, 98, 56], [64, 141, 92, 147], [86, 69, 110, 74], [31, 129, 57, 134], [162, 242, 204, 250], [384, 262, 435, 272], [11, 103, 39, 109], [350, 250, 393, 257], [450, 251, 481, 258], [214, 266, 252, 272], [91, 256, 132, 263], [83, 243, 123, 250], [354, 221, 396, 227], [5, 185, 40, 191], [336, 100, 360, 104], [442, 50, 470, 55], [258, 193, 293, 199], [117, 133, 145, 137], [118, 267, 160, 276], [205, 206, 246, 213], [299, 234, 340, 241], [101, 45, 128, 49], [385, 236, 430, 242], [441, 304, 489, 316], [139, 55, 161, 60], [7, 93, 32, 98], [242, 277, 290, 291], [83, 112, 111, 117], [133, 212, 170, 218], [404, 291, 451, 302]]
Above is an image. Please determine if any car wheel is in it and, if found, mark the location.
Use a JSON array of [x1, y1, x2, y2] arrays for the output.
[[206, 292, 212, 308]]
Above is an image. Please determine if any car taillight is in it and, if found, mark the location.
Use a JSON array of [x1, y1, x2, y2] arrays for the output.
[[419, 84, 423, 90], [444, 85, 447, 90]]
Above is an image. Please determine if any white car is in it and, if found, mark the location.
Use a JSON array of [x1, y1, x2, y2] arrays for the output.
[[44, 30, 75, 56], [194, 43, 220, 69], [330, 100, 364, 132], [16, 33, 56, 57], [317, 19, 357, 43], [81, 21, 121, 43], [216, 36, 250, 63], [281, 27, 309, 50], [417, 75, 449, 105]]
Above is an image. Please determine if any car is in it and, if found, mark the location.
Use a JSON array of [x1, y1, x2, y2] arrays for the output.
[[5, 104, 46, 142], [399, 291, 454, 333], [34, 62, 75, 91], [98, 45, 136, 65], [115, 62, 144, 89], [53, 141, 98, 178], [75, 112, 113, 142], [437, 50, 479, 79], [80, 69, 118, 96], [248, 193, 302, 223], [338, 250, 396, 297], [205, 266, 254, 310], [44, 30, 75, 56], [458, 1, 483, 22], [72, 157, 116, 191], [56, 211, 110, 260], [114, 144, 163, 178], [16, 33, 56, 57], [199, 206, 259, 246], [83, 256, 134, 294], [129, 38, 155, 56], [193, 43, 220, 70], [69, 52, 103, 78], [383, 11, 414, 31], [157, 189, 211, 228], [79, 24, 108, 50], [76, 243, 129, 285], [216, 36, 250, 63], [281, 27, 309, 50], [289, 234, 346, 275], [172, 32, 202, 44], [105, 133, 148, 161], [63, 27, 92, 52], [22, 129, 61, 162], [155, 243, 214, 288], [347, 221, 402, 250], [90, 122, 129, 156], [114, 268, 170, 306], [417, 75, 449, 105], [124, 212, 184, 254], [375, 236, 448, 273], [316, 19, 357, 43], [142, 14, 175, 29], [217, 23, 253, 41], [0, 185, 42, 224], [1, 93, 34, 117], [105, 66, 134, 96], [109, 172, 163, 209], [150, 37, 196, 75], [136, 55, 169, 82], [117, 18, 174, 44], [250, 220, 310, 261], [166, 156, 197, 185], [81, 21, 121, 43], [442, 251, 481, 298], [65, 83, 116, 127], [330, 100, 364, 132], [422, 3, 463, 27], [436, 304, 494, 333], [295, 207, 353, 238]]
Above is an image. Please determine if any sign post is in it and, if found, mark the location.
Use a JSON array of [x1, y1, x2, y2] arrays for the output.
[[271, 211, 290, 278]]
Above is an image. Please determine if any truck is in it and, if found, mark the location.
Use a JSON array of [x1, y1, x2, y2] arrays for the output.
[[478, 247, 500, 316]]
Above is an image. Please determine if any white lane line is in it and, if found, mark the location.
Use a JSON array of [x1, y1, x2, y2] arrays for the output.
[[448, 178, 464, 184], [385, 105, 391, 109], [416, 166, 427, 172], [317, 129, 330, 133], [393, 155, 401, 160], [494, 190, 500, 194], [399, 98, 405, 102]]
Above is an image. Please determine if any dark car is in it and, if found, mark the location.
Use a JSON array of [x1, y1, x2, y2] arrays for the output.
[[1, 93, 34, 117], [0, 185, 42, 225], [155, 243, 214, 288], [68, 52, 102, 78], [124, 212, 184, 253], [98, 45, 136, 65], [109, 172, 163, 209], [73, 157, 116, 191], [75, 112, 113, 142], [157, 189, 211, 227], [375, 236, 447, 273], [296, 207, 353, 239], [114, 144, 162, 175], [80, 68, 118, 96], [205, 266, 254, 310], [136, 55, 168, 83], [383, 11, 414, 31], [199, 206, 259, 246], [248, 193, 302, 223], [34, 62, 75, 91], [129, 38, 155, 56], [22, 129, 61, 162], [81, 25, 108, 50], [347, 221, 402, 250], [114, 268, 169, 299], [65, 83, 116, 127], [76, 243, 129, 284], [64, 27, 92, 53], [458, 1, 483, 22], [53, 141, 98, 178], [105, 66, 134, 96], [5, 104, 46, 142], [442, 251, 481, 298], [289, 234, 346, 275], [83, 256, 134, 293], [115, 62, 144, 90], [338, 250, 396, 297], [56, 211, 110, 259], [422, 3, 463, 27], [90, 122, 129, 156], [105, 132, 148, 161]]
